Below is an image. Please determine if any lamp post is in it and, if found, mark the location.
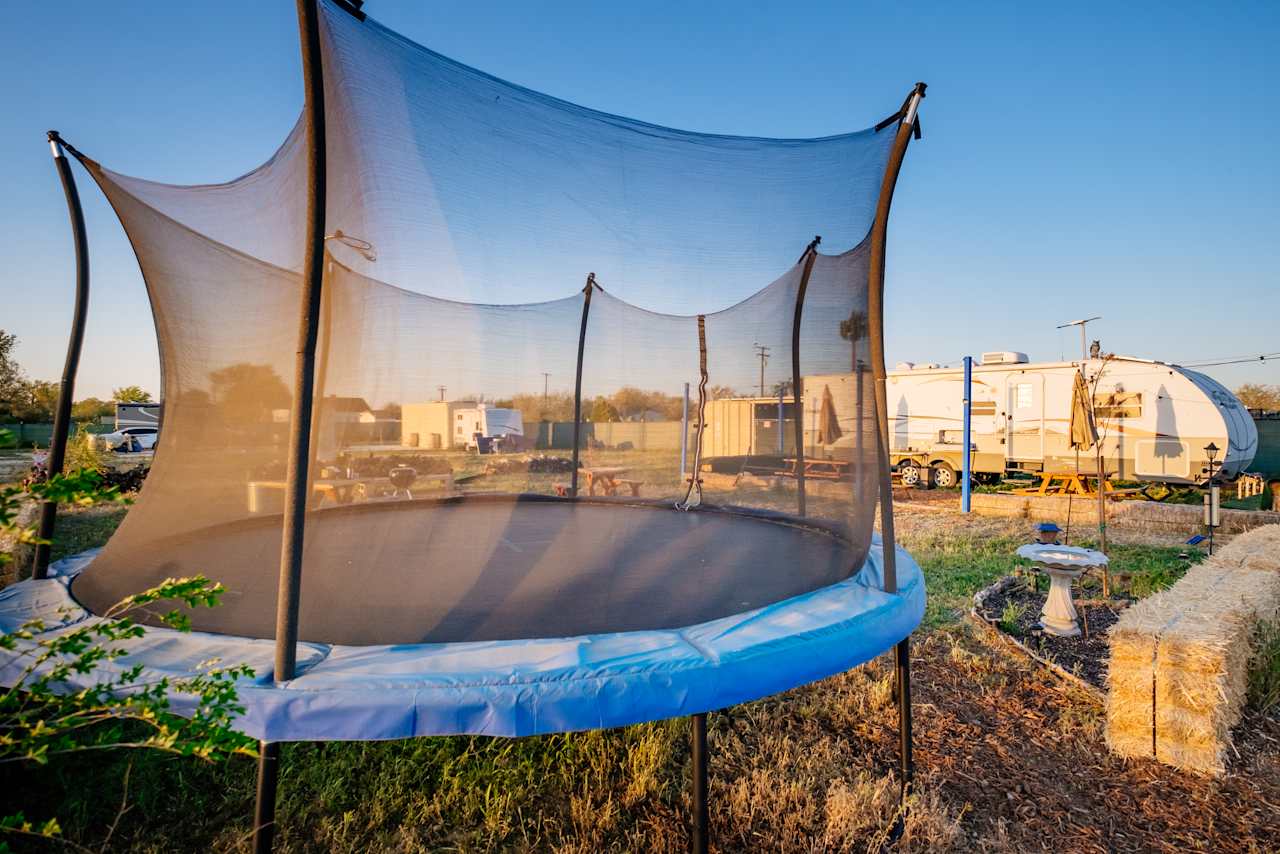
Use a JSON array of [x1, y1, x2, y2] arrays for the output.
[[1204, 442, 1220, 556]]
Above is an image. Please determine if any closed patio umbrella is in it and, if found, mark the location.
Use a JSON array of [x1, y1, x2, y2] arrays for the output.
[[1069, 371, 1098, 451], [818, 384, 843, 445]]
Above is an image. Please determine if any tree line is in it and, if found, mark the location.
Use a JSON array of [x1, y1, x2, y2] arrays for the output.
[[495, 384, 740, 423], [0, 329, 152, 423]]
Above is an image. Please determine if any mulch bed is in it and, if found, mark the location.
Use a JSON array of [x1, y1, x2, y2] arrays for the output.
[[844, 633, 1280, 853], [974, 577, 1124, 690]]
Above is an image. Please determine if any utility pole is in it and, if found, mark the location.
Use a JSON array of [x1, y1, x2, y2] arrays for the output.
[[753, 343, 770, 398], [542, 372, 551, 403], [437, 385, 446, 401], [1056, 316, 1101, 361]]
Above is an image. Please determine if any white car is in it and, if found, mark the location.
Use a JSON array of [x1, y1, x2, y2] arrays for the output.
[[97, 426, 159, 452]]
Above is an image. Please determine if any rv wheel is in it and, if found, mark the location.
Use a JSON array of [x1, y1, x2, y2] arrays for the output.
[[931, 461, 957, 488], [898, 462, 923, 486]]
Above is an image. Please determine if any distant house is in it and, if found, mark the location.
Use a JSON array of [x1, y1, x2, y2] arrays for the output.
[[320, 396, 376, 425]]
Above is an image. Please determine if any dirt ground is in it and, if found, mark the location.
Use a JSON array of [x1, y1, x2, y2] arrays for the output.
[[882, 630, 1280, 853]]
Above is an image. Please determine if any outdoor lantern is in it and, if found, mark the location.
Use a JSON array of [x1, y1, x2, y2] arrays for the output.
[[1203, 443, 1221, 554], [1036, 522, 1061, 544]]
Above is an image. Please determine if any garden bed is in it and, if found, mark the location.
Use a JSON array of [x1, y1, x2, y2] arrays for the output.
[[973, 575, 1129, 694]]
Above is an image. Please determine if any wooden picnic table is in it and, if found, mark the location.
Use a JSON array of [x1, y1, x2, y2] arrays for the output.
[[580, 466, 641, 496], [775, 458, 850, 480], [1010, 471, 1144, 500], [247, 473, 456, 512], [247, 479, 360, 513]]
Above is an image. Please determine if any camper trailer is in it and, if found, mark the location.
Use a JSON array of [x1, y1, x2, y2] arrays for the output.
[[874, 352, 1256, 486], [114, 402, 161, 431], [453, 404, 524, 451]]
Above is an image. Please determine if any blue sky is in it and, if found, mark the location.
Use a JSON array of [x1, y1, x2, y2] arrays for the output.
[[2, 0, 1277, 400]]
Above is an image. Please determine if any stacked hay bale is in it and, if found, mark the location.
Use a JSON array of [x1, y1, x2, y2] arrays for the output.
[[1106, 525, 1280, 774]]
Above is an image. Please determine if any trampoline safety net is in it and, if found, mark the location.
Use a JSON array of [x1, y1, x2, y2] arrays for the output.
[[69, 0, 901, 646]]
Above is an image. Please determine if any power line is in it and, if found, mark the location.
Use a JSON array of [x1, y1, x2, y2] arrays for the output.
[[1176, 352, 1280, 369]]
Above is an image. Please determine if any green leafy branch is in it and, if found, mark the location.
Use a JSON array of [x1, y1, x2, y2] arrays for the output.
[[0, 439, 256, 848]]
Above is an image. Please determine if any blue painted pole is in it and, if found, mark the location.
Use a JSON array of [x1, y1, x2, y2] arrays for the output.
[[961, 355, 972, 513]]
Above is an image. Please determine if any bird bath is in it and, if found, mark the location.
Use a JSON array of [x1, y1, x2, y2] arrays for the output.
[[1015, 544, 1109, 638]]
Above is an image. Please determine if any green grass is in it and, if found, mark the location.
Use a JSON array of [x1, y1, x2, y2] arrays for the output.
[[895, 524, 1199, 630], [1248, 620, 1280, 716], [1, 714, 689, 851], [49, 503, 129, 563]]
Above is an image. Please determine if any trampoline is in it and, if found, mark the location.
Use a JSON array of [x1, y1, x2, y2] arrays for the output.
[[4, 0, 930, 849]]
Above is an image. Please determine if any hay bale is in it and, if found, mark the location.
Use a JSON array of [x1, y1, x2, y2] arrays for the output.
[[1105, 524, 1280, 775]]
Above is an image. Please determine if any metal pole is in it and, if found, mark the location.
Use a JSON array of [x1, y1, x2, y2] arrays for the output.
[[256, 1, 328, 850], [691, 713, 708, 854], [252, 741, 281, 854], [868, 82, 926, 820], [33, 133, 92, 580], [777, 385, 784, 454], [790, 239, 820, 517], [569, 274, 595, 496], [961, 355, 972, 513], [681, 382, 690, 482]]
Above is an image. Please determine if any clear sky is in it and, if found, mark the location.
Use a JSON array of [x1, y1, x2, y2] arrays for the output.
[[2, 0, 1277, 401]]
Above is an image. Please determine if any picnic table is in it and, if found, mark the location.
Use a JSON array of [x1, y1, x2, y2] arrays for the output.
[[247, 479, 360, 513], [247, 473, 456, 513], [580, 466, 643, 497], [774, 458, 851, 480], [1010, 471, 1144, 500]]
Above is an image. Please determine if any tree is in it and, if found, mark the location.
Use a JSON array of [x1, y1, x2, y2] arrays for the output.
[[707, 384, 739, 401], [112, 385, 153, 404], [208, 363, 289, 425], [0, 330, 24, 416], [508, 391, 575, 422], [71, 397, 115, 423], [589, 396, 620, 422], [0, 443, 255, 850], [1236, 383, 1280, 411], [28, 381, 59, 421]]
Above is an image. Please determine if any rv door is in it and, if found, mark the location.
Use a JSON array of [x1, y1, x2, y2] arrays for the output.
[[1005, 376, 1044, 465]]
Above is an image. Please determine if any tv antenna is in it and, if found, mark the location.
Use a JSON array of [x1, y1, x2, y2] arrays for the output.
[[1056, 317, 1101, 361]]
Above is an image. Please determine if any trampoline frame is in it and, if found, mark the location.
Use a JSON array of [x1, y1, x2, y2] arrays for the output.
[[33, 1, 929, 849]]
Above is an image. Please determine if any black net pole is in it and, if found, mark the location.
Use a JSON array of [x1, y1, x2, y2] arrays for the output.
[[256, 1, 329, 851], [790, 237, 820, 517], [691, 712, 709, 854], [569, 273, 595, 496], [33, 133, 92, 580], [252, 741, 281, 853], [867, 82, 925, 823]]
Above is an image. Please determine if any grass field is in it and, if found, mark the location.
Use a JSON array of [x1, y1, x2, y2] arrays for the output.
[[2, 456, 1277, 852]]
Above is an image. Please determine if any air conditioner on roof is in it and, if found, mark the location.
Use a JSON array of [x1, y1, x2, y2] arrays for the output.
[[981, 351, 1029, 365]]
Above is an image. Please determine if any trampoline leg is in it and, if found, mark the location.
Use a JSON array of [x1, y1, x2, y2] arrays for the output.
[[891, 637, 913, 840], [253, 741, 281, 854], [691, 713, 709, 854]]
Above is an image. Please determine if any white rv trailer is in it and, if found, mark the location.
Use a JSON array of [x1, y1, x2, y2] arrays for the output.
[[453, 404, 524, 450], [852, 351, 1257, 486]]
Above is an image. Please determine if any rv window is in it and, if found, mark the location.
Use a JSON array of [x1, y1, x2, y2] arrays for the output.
[[1015, 383, 1033, 409], [1094, 392, 1142, 420]]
